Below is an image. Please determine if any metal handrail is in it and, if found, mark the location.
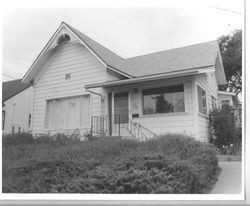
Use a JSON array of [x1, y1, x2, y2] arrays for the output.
[[134, 122, 158, 138], [90, 114, 157, 141], [91, 114, 129, 137], [128, 119, 148, 141]]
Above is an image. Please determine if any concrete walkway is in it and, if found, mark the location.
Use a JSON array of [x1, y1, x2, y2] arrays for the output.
[[211, 161, 242, 194]]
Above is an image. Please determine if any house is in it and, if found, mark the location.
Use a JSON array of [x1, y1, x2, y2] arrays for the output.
[[218, 91, 242, 127], [2, 79, 33, 133], [22, 22, 227, 142]]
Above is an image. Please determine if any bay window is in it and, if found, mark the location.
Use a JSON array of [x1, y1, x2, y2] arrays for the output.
[[143, 84, 185, 115]]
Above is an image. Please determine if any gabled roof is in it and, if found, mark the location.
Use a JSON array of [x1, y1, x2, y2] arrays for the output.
[[22, 22, 227, 85], [121, 40, 219, 77], [2, 79, 30, 102], [65, 23, 131, 77], [67, 23, 221, 78]]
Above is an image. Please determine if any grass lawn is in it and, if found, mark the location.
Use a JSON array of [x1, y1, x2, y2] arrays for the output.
[[2, 133, 219, 193]]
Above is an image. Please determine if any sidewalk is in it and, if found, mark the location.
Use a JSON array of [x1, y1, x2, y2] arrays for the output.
[[211, 161, 242, 194]]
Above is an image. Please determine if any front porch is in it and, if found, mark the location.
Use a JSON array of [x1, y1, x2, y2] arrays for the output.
[[87, 75, 198, 141]]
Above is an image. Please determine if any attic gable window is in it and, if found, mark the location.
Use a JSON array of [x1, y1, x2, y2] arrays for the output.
[[57, 34, 71, 45], [143, 85, 185, 115]]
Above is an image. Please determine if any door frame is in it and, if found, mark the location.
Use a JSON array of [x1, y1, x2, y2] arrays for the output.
[[108, 91, 130, 134], [113, 92, 129, 124]]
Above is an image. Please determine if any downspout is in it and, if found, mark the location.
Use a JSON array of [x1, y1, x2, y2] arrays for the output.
[[85, 89, 103, 99], [86, 89, 104, 135], [86, 88, 104, 115]]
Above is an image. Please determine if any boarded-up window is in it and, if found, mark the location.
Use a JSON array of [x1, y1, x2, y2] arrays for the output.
[[197, 85, 207, 115], [45, 95, 90, 129]]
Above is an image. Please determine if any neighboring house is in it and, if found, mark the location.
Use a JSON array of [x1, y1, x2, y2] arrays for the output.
[[22, 22, 227, 142], [2, 79, 33, 133], [218, 91, 242, 127]]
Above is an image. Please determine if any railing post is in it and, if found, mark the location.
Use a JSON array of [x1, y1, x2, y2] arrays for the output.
[[91, 116, 93, 136]]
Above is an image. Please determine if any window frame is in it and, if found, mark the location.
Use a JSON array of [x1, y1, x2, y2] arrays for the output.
[[142, 84, 185, 115], [44, 94, 90, 130], [197, 85, 208, 116], [211, 95, 217, 111], [2, 110, 6, 130]]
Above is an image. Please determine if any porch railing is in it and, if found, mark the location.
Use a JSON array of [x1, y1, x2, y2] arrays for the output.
[[91, 114, 128, 137], [90, 114, 157, 141]]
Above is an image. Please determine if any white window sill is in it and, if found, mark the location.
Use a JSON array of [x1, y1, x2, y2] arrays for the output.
[[140, 112, 189, 118]]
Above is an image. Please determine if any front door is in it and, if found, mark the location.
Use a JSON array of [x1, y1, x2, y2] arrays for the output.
[[114, 92, 129, 124]]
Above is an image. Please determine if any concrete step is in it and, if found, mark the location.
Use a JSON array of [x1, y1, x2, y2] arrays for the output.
[[121, 136, 136, 140], [91, 136, 121, 141], [112, 127, 132, 137]]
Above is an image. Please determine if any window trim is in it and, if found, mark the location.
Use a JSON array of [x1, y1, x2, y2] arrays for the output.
[[142, 84, 185, 115], [44, 94, 90, 130], [211, 95, 217, 111], [2, 110, 6, 130], [197, 84, 208, 116]]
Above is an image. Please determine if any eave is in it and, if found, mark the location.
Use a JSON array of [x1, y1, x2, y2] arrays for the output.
[[85, 66, 215, 89]]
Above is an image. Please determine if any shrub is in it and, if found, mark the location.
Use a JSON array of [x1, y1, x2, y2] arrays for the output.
[[35, 133, 81, 145], [209, 107, 237, 149], [2, 133, 219, 193], [2, 132, 34, 147]]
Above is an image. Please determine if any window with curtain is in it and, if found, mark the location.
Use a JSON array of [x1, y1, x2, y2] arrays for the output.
[[197, 85, 207, 115], [45, 95, 90, 129], [143, 85, 185, 115]]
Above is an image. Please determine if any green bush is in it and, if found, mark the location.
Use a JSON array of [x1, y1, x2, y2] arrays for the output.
[[209, 107, 242, 155], [2, 132, 34, 146], [2, 133, 219, 193], [209, 107, 237, 149]]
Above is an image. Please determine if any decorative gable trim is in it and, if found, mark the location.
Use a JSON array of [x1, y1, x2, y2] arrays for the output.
[[22, 22, 131, 84], [63, 23, 132, 79]]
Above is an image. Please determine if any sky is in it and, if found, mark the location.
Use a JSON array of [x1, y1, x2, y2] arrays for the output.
[[2, 0, 244, 82]]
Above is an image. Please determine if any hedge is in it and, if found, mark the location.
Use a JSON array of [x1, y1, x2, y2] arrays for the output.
[[2, 133, 219, 193]]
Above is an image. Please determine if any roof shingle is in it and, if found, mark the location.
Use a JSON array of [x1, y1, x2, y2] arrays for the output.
[[67, 23, 219, 78], [2, 79, 30, 102]]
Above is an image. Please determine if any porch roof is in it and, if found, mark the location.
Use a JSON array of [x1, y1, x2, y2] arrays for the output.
[[85, 66, 214, 89]]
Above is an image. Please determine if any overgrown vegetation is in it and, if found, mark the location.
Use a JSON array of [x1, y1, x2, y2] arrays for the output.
[[209, 107, 242, 155], [2, 133, 219, 193]]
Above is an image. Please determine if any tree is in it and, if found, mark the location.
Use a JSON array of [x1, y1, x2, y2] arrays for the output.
[[153, 94, 174, 113], [218, 30, 242, 94], [209, 106, 241, 154]]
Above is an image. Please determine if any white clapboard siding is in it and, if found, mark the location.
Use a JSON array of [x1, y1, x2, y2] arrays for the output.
[[3, 86, 33, 134], [32, 41, 106, 134], [195, 72, 218, 142], [106, 69, 127, 81]]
